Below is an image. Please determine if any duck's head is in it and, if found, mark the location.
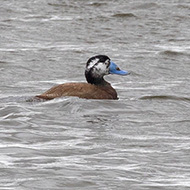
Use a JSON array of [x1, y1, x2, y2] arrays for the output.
[[85, 55, 129, 85]]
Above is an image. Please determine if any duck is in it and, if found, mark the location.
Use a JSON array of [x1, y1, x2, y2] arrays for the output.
[[35, 55, 129, 100]]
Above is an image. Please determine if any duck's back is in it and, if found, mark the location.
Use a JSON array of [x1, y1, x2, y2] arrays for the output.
[[36, 83, 118, 100]]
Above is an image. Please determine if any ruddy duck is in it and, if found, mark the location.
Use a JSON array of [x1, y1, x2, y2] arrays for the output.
[[36, 55, 129, 100]]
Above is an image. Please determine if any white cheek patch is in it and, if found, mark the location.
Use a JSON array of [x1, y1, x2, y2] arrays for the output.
[[95, 62, 107, 72], [87, 58, 99, 70], [93, 62, 109, 76]]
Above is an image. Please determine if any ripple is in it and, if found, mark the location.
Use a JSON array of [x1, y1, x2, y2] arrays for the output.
[[87, 2, 107, 7], [112, 13, 137, 18], [133, 2, 159, 9]]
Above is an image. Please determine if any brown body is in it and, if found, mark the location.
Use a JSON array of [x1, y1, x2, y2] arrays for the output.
[[36, 82, 118, 100]]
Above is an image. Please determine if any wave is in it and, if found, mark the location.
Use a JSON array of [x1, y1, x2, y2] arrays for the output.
[[140, 95, 190, 101], [160, 50, 188, 56], [156, 45, 190, 56]]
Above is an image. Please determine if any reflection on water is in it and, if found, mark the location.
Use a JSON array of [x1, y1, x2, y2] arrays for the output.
[[0, 0, 190, 189]]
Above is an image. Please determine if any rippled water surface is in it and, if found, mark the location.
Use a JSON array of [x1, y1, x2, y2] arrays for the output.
[[0, 0, 190, 189]]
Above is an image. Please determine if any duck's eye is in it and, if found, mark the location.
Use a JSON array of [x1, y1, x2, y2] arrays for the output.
[[106, 60, 110, 67], [116, 67, 120, 71]]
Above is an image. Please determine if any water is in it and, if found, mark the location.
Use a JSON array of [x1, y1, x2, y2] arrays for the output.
[[0, 0, 190, 189]]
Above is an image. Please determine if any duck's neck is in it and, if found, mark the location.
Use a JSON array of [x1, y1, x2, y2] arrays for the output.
[[85, 72, 110, 86]]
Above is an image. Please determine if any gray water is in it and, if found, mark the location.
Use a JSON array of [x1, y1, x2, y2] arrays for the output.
[[0, 0, 190, 189]]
